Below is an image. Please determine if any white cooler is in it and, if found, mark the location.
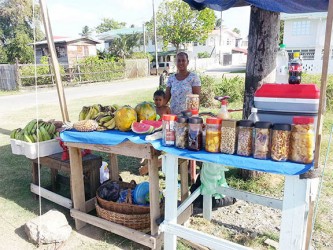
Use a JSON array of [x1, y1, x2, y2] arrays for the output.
[[254, 83, 320, 125]]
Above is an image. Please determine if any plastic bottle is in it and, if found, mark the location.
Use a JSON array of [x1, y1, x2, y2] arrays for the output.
[[288, 52, 302, 84], [248, 107, 259, 123], [275, 44, 289, 84], [217, 100, 230, 119]]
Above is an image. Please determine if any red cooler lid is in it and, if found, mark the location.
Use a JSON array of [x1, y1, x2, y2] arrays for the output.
[[254, 84, 320, 99]]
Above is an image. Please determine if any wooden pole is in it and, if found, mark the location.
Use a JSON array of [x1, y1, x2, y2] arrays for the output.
[[314, 0, 333, 169], [39, 0, 69, 122]]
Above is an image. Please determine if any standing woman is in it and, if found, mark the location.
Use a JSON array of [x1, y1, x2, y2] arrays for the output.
[[165, 52, 201, 115]]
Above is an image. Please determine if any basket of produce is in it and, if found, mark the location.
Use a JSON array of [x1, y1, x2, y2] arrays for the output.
[[96, 180, 150, 214]]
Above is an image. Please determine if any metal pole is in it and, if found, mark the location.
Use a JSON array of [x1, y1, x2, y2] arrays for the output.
[[143, 23, 146, 53], [219, 11, 223, 65], [152, 0, 159, 75]]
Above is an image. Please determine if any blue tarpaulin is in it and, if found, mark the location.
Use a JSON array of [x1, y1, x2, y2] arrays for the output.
[[183, 0, 329, 13]]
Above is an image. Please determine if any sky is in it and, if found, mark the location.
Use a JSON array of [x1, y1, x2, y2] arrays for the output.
[[45, 0, 250, 38]]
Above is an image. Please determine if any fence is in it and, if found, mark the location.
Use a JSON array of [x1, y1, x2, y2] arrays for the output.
[[0, 58, 149, 90], [0, 64, 17, 90]]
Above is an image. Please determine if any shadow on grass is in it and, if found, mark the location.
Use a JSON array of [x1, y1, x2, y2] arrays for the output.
[[0, 127, 11, 135]]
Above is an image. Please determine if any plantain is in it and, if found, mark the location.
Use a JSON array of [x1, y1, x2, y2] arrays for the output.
[[24, 119, 37, 134], [99, 115, 113, 124], [24, 130, 34, 143], [10, 128, 18, 139], [104, 118, 116, 130], [40, 126, 51, 141], [79, 106, 90, 120]]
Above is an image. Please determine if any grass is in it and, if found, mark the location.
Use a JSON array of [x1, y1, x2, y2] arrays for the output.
[[1, 80, 333, 249]]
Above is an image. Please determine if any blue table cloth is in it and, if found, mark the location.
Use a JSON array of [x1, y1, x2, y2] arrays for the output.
[[61, 129, 313, 176]]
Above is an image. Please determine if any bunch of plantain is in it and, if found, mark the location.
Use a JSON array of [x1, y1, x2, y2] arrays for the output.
[[78, 104, 119, 131], [10, 119, 61, 143]]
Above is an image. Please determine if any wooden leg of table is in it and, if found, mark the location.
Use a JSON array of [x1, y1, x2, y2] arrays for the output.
[[68, 147, 86, 230], [50, 168, 58, 191], [164, 154, 179, 249], [109, 153, 119, 181], [148, 156, 160, 236], [179, 160, 189, 202], [89, 164, 99, 199], [32, 162, 39, 199]]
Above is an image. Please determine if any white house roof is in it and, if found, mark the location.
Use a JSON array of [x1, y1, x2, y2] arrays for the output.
[[32, 36, 101, 45], [281, 12, 327, 20], [97, 27, 143, 41]]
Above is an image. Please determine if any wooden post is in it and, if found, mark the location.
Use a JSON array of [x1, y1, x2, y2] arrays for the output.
[[314, 0, 333, 169], [39, 0, 69, 122], [15, 58, 21, 89]]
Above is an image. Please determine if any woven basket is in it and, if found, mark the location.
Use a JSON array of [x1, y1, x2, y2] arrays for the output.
[[96, 180, 150, 214], [95, 202, 150, 231]]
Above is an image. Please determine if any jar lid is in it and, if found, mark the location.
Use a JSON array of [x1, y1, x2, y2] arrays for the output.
[[162, 114, 177, 121], [272, 123, 291, 131], [206, 117, 222, 125], [181, 110, 192, 117], [293, 116, 314, 125], [188, 117, 203, 124], [177, 115, 188, 123], [190, 109, 199, 116], [237, 120, 254, 127], [254, 121, 272, 129], [251, 107, 257, 113]]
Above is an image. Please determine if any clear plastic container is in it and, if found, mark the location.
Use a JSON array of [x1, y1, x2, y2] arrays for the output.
[[186, 94, 200, 111], [275, 44, 289, 84], [253, 121, 272, 159], [236, 120, 254, 156], [271, 123, 291, 162], [290, 116, 315, 163], [205, 117, 222, 153], [162, 114, 177, 146], [220, 119, 237, 154], [248, 107, 259, 123], [187, 117, 203, 151], [175, 116, 188, 149]]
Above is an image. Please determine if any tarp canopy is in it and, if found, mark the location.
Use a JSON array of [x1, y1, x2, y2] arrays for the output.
[[183, 0, 329, 13]]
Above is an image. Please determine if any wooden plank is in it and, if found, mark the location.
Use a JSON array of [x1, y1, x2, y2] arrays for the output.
[[70, 209, 157, 249], [68, 147, 86, 229], [65, 141, 157, 159], [109, 153, 119, 181], [179, 160, 189, 202], [148, 156, 160, 236], [30, 183, 72, 209], [85, 198, 96, 213], [177, 205, 193, 225]]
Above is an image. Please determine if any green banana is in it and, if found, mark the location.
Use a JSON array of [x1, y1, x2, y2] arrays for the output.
[[99, 115, 113, 123], [105, 118, 115, 130], [10, 128, 18, 139], [48, 123, 56, 135], [24, 119, 37, 134], [79, 106, 90, 120], [36, 128, 43, 142], [24, 130, 34, 143], [40, 126, 51, 141]]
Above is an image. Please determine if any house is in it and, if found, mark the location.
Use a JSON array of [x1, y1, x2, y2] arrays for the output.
[[33, 36, 100, 66], [281, 12, 333, 74]]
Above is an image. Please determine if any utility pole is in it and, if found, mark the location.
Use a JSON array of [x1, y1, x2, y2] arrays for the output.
[[143, 23, 146, 53], [219, 11, 223, 65], [152, 0, 159, 75]]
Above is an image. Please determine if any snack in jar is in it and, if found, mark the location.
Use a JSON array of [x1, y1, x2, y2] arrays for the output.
[[220, 119, 237, 154], [271, 123, 291, 162], [253, 121, 272, 159], [236, 120, 254, 156], [290, 116, 315, 163], [175, 116, 188, 149], [187, 117, 203, 151], [205, 117, 222, 153], [186, 94, 200, 111], [162, 114, 177, 146]]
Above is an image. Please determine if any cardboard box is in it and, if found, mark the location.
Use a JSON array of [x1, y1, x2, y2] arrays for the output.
[[10, 139, 63, 159]]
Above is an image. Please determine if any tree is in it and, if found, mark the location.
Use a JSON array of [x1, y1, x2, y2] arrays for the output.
[[0, 0, 44, 63], [109, 33, 142, 59], [232, 28, 241, 34], [95, 18, 126, 33], [79, 25, 93, 37], [155, 0, 216, 52], [241, 7, 280, 179], [279, 20, 284, 45]]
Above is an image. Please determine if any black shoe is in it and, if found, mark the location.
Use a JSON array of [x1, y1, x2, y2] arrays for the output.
[[213, 197, 237, 209]]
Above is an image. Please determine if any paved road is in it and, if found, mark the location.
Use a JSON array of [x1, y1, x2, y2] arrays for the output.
[[0, 76, 159, 113]]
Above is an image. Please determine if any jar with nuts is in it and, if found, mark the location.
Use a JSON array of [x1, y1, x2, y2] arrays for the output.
[[205, 117, 222, 153], [221, 119, 237, 154], [271, 123, 291, 162], [186, 94, 200, 111], [253, 121, 272, 160], [175, 116, 188, 149], [236, 120, 254, 156]]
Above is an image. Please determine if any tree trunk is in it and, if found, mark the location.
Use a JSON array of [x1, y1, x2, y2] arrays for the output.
[[240, 7, 280, 180]]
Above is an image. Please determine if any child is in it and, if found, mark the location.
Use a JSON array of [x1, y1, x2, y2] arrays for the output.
[[154, 90, 171, 119]]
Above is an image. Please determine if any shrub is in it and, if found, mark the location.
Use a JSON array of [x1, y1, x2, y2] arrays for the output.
[[129, 52, 153, 62], [214, 75, 245, 103], [197, 52, 210, 59], [199, 74, 219, 108]]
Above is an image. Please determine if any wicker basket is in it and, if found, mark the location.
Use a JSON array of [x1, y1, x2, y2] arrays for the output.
[[96, 180, 150, 214], [95, 202, 150, 231]]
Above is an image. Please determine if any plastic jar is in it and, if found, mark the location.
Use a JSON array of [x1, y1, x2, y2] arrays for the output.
[[220, 119, 237, 154], [187, 117, 203, 151], [205, 117, 222, 153], [271, 123, 291, 162], [175, 116, 188, 149], [181, 110, 192, 118], [190, 109, 199, 117], [253, 121, 272, 159], [290, 117, 315, 163], [162, 114, 177, 146], [236, 120, 254, 156], [186, 94, 200, 111]]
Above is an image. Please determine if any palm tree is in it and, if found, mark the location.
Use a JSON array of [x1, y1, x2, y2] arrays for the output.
[[79, 26, 93, 37]]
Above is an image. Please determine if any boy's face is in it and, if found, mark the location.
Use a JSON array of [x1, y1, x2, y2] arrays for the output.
[[154, 96, 164, 108]]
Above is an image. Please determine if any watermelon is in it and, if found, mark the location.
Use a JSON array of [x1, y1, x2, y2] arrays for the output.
[[131, 122, 154, 134], [140, 120, 163, 131]]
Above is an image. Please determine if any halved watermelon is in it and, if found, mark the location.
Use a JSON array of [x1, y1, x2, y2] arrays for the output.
[[140, 120, 163, 131], [131, 122, 154, 134]]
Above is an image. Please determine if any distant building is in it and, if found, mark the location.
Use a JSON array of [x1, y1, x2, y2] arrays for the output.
[[282, 12, 333, 74], [33, 36, 100, 66]]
